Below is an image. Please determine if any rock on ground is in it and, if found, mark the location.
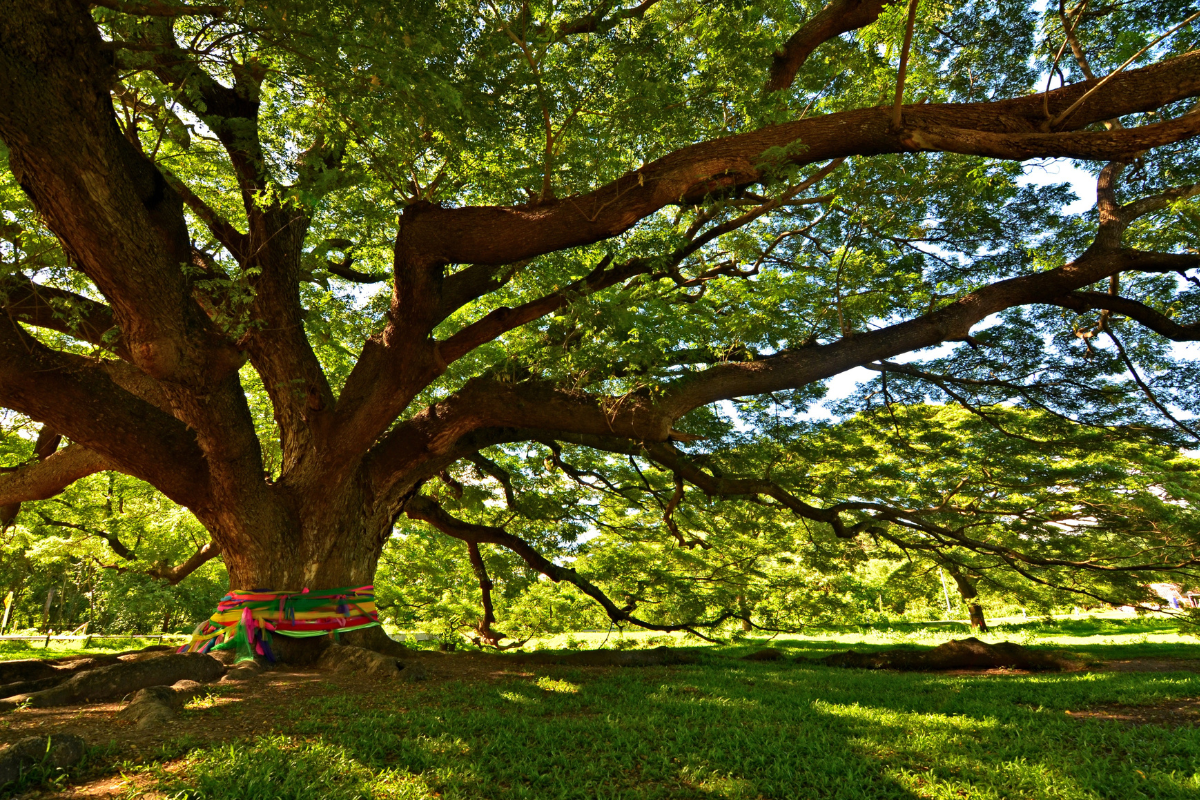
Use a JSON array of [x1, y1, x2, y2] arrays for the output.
[[813, 637, 1076, 672], [0, 653, 224, 710], [0, 734, 86, 790]]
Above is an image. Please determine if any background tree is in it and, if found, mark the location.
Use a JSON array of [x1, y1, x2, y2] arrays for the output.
[[1, 0, 1199, 651]]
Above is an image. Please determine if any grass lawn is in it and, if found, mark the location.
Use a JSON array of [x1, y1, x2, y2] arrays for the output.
[[0, 636, 188, 662], [4, 617, 1200, 799]]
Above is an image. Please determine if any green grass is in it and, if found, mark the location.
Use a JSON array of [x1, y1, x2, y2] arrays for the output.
[[119, 638, 1200, 799], [6, 618, 1198, 799], [0, 636, 187, 661]]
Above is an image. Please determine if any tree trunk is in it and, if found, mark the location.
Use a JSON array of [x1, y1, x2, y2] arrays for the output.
[[188, 467, 406, 663], [946, 567, 988, 632], [967, 603, 988, 633]]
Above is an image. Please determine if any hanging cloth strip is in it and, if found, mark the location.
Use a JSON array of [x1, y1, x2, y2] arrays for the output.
[[178, 585, 379, 663]]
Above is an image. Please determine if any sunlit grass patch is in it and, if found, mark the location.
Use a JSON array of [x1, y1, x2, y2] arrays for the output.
[[533, 676, 579, 693], [32, 624, 1200, 800], [122, 735, 432, 800]]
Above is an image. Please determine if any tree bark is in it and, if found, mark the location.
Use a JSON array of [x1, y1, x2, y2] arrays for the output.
[[1, 0, 1198, 662], [947, 568, 988, 633]]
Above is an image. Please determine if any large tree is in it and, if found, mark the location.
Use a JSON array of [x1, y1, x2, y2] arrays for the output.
[[2, 0, 1199, 646]]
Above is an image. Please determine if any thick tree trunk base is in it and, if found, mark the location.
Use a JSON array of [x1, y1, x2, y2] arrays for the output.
[[258, 626, 408, 665], [968, 603, 989, 632], [811, 637, 1077, 672]]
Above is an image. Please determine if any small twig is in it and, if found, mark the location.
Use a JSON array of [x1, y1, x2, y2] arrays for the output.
[[1044, 0, 1091, 121], [1050, 10, 1200, 129], [1104, 323, 1200, 442]]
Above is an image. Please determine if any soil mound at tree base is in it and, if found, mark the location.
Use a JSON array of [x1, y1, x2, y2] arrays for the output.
[[812, 637, 1077, 672]]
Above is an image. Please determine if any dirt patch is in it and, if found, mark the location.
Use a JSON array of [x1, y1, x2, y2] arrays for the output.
[[1066, 698, 1200, 727]]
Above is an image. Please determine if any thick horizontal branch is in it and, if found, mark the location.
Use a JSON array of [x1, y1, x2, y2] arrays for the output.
[[394, 50, 1200, 271], [904, 114, 1200, 161], [368, 381, 675, 498], [0, 444, 110, 507], [1, 274, 126, 357], [1050, 291, 1200, 341], [660, 249, 1200, 416], [0, 314, 212, 510], [373, 246, 1195, 511], [0, 425, 59, 528]]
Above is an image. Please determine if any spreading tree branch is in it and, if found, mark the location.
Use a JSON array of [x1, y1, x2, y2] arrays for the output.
[[1, 275, 126, 356], [1050, 291, 1200, 341], [767, 0, 889, 92], [0, 427, 76, 527], [0, 314, 212, 510], [405, 494, 741, 639]]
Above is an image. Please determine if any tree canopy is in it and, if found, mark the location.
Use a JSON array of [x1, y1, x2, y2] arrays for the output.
[[1, 0, 1199, 645]]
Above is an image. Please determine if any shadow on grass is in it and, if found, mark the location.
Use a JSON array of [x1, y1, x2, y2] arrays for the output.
[[128, 646, 1200, 800]]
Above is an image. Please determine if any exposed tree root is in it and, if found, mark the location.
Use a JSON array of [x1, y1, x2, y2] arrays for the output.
[[220, 660, 266, 683], [318, 644, 427, 682], [339, 627, 411, 659], [506, 646, 699, 667], [0, 645, 174, 692], [0, 653, 224, 710], [0, 733, 85, 790], [809, 638, 1079, 672], [118, 680, 206, 729]]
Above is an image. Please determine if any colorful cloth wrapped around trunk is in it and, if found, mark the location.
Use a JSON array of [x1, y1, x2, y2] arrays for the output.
[[178, 586, 378, 662]]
